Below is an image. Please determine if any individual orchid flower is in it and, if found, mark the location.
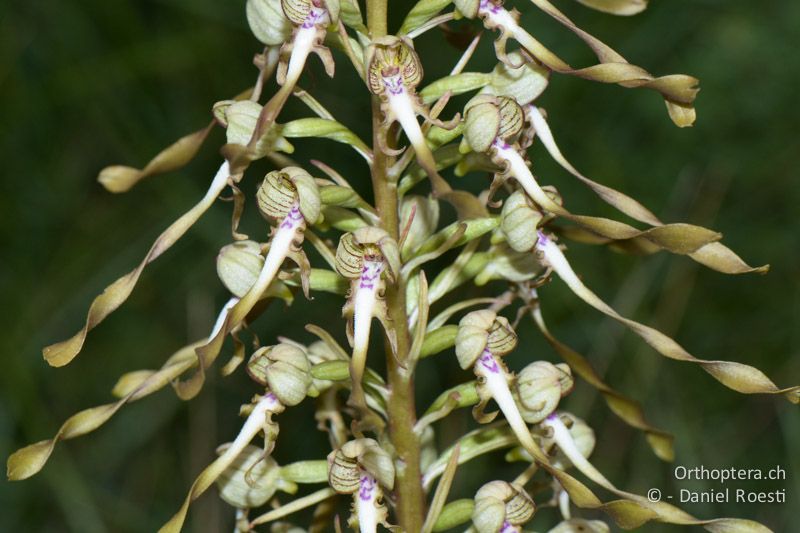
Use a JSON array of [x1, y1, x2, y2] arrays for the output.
[[335, 227, 400, 411], [278, 0, 337, 89], [248, 0, 338, 147], [213, 99, 295, 160], [38, 36, 301, 370], [460, 93, 575, 217], [159, 393, 286, 533], [455, 310, 548, 463], [472, 480, 536, 533], [214, 444, 296, 512], [327, 438, 395, 533], [172, 167, 321, 399], [460, 93, 528, 202], [160, 343, 313, 532], [211, 167, 320, 337], [452, 0, 699, 127], [539, 410, 788, 529], [366, 35, 458, 196]]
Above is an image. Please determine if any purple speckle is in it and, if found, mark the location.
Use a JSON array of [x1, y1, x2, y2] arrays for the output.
[[478, 350, 500, 374], [492, 138, 511, 151], [358, 261, 383, 290], [301, 7, 325, 28], [499, 521, 516, 533], [383, 76, 405, 96], [279, 205, 303, 229], [358, 475, 376, 501], [479, 0, 503, 16]]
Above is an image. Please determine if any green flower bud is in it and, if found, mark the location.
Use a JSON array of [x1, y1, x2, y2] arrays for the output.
[[501, 191, 543, 253], [306, 340, 343, 390], [463, 95, 524, 153], [247, 344, 312, 406], [548, 518, 610, 533], [515, 361, 573, 424], [474, 244, 542, 285], [327, 438, 395, 494], [310, 360, 350, 381], [217, 240, 264, 298], [472, 480, 536, 533], [246, 0, 292, 45], [334, 227, 401, 281], [484, 51, 549, 106], [212, 100, 291, 157], [215, 444, 283, 509], [367, 36, 423, 96], [256, 167, 321, 224], [455, 310, 517, 369]]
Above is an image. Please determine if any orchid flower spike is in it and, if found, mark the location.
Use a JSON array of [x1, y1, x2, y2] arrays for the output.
[[366, 36, 458, 196], [455, 310, 548, 463], [327, 438, 395, 533], [335, 227, 400, 411]]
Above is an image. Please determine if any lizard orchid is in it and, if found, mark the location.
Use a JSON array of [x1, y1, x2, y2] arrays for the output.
[[248, 0, 338, 149], [335, 227, 400, 414], [455, 310, 549, 463], [367, 36, 458, 196], [327, 439, 395, 533], [453, 0, 699, 127], [472, 480, 536, 533]]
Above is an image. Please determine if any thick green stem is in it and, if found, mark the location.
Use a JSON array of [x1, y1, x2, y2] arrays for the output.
[[367, 1, 425, 529], [366, 0, 388, 38]]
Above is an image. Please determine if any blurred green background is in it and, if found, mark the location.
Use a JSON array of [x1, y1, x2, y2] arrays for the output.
[[2, 0, 798, 531]]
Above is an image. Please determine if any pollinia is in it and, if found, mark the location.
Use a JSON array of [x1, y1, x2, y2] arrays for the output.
[[9, 1, 798, 532]]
